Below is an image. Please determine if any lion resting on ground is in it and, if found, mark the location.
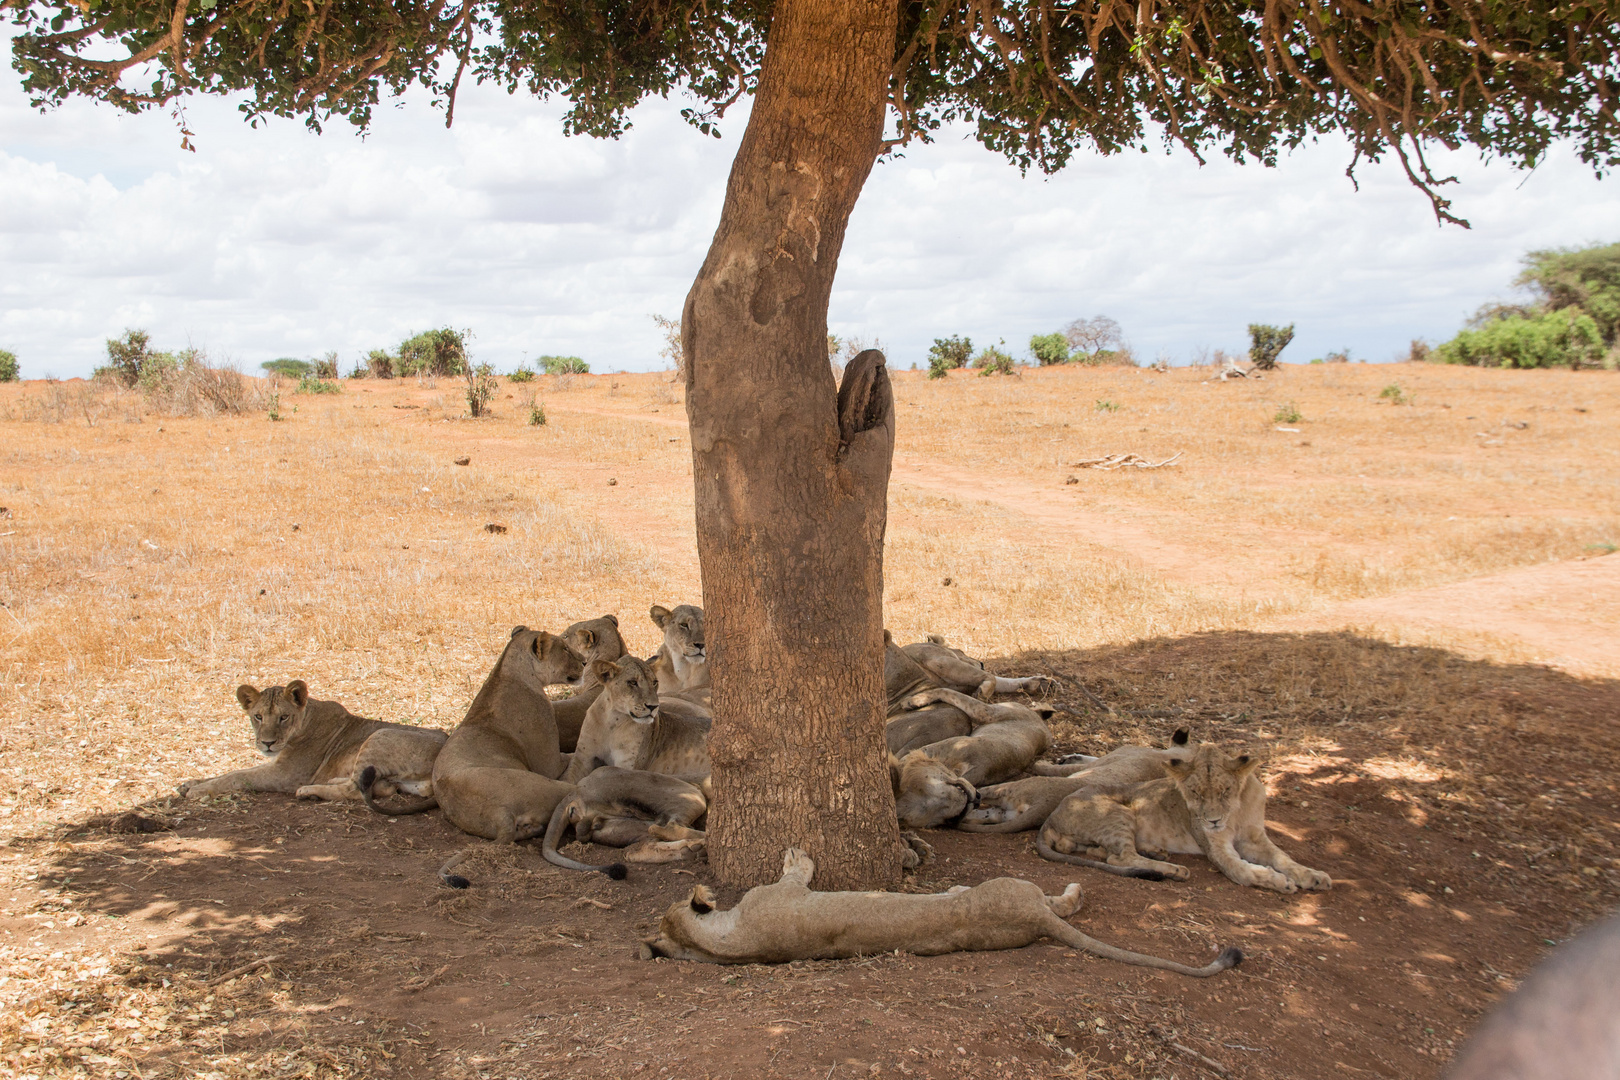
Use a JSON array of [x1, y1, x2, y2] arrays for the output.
[[178, 682, 447, 810], [884, 632, 1054, 715], [639, 848, 1240, 977], [958, 730, 1191, 833], [1038, 741, 1332, 892], [431, 627, 584, 846], [561, 656, 711, 787], [542, 766, 707, 876], [891, 689, 1052, 828], [551, 615, 628, 755], [649, 604, 709, 702]]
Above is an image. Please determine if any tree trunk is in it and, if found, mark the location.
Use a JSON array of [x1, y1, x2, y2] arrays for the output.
[[682, 0, 904, 889]]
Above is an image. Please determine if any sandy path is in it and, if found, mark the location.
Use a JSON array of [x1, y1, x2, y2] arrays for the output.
[[541, 399, 1619, 678]]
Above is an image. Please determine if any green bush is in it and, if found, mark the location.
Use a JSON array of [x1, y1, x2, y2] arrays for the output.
[[1248, 323, 1295, 370], [0, 349, 19, 382], [926, 335, 973, 379], [100, 329, 157, 387], [313, 351, 339, 379], [398, 328, 468, 377], [365, 350, 395, 379], [1516, 241, 1620, 346], [261, 357, 314, 379], [540, 355, 589, 375], [465, 362, 499, 417], [1379, 383, 1409, 405], [1094, 399, 1121, 413], [1028, 332, 1069, 366], [973, 344, 1015, 376], [1273, 401, 1303, 424], [529, 402, 547, 426], [296, 376, 342, 394], [1436, 307, 1604, 369], [509, 363, 535, 383]]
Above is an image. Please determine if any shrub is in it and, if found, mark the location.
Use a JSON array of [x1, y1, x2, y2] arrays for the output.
[[266, 393, 281, 421], [529, 402, 547, 426], [296, 375, 342, 394], [926, 335, 972, 379], [1248, 323, 1295, 370], [1322, 349, 1351, 364], [973, 344, 1016, 376], [261, 357, 314, 379], [509, 363, 535, 383], [1516, 241, 1620, 346], [0, 349, 18, 382], [1274, 401, 1303, 424], [100, 329, 159, 387], [313, 351, 339, 379], [465, 362, 499, 417], [1405, 339, 1431, 363], [540, 355, 589, 375], [1436, 307, 1604, 369], [366, 350, 395, 379], [1094, 399, 1121, 413], [1029, 332, 1069, 366], [1088, 346, 1139, 367], [651, 314, 684, 378], [1379, 383, 1409, 405], [1063, 315, 1122, 360], [398, 328, 469, 377]]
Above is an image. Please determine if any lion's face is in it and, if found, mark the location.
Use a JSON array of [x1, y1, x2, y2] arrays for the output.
[[650, 604, 705, 663], [235, 681, 311, 757], [1165, 744, 1259, 835], [592, 655, 661, 724], [506, 626, 586, 687], [893, 752, 978, 829], [561, 615, 626, 672]]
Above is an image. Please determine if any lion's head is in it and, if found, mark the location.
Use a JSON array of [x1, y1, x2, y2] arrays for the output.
[[235, 681, 312, 756], [1164, 743, 1260, 834], [892, 751, 978, 829], [561, 614, 626, 672], [650, 604, 705, 665], [591, 655, 661, 724], [505, 625, 586, 688]]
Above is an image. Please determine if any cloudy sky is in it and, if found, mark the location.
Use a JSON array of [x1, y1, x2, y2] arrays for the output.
[[2, 47, 1616, 379]]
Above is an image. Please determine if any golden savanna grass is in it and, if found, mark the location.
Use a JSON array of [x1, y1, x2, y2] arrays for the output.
[[1, 361, 1618, 1079]]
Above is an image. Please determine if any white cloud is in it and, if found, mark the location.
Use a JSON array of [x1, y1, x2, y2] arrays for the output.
[[2, 54, 1615, 379]]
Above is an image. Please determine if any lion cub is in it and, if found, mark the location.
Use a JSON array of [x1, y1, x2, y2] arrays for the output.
[[561, 656, 712, 786], [640, 848, 1240, 977], [179, 681, 446, 807], [1038, 741, 1332, 892]]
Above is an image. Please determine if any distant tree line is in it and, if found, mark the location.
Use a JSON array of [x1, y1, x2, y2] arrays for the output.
[[1435, 242, 1619, 369]]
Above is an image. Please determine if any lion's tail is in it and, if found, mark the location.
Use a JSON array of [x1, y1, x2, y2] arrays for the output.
[[541, 796, 629, 880], [956, 816, 1039, 833], [1044, 912, 1242, 978], [437, 849, 472, 889], [357, 766, 437, 816], [1035, 833, 1168, 880]]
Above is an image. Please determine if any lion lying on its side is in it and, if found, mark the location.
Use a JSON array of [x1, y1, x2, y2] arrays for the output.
[[639, 848, 1241, 977]]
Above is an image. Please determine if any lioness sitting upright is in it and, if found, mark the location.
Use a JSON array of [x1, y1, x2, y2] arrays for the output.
[[551, 615, 628, 754], [1038, 741, 1332, 892], [649, 604, 709, 702], [640, 848, 1241, 977], [431, 626, 584, 845], [561, 656, 712, 787], [178, 681, 446, 809]]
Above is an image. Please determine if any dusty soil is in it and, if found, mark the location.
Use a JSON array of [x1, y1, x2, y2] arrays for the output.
[[2, 366, 1617, 1080]]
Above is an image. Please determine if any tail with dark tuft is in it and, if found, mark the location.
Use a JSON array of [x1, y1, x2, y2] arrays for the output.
[[358, 766, 437, 816], [438, 850, 472, 889], [541, 797, 631, 880], [605, 863, 629, 881], [1215, 946, 1244, 969]]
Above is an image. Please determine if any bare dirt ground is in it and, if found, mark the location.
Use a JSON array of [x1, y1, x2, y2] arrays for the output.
[[1, 363, 1616, 1080]]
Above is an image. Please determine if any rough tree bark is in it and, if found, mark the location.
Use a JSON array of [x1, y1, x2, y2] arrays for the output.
[[682, 0, 905, 889]]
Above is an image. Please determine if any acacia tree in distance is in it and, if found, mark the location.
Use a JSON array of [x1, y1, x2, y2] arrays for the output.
[[11, 0, 1618, 888]]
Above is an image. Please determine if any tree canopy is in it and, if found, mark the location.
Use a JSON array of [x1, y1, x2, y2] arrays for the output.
[[8, 0, 1618, 224]]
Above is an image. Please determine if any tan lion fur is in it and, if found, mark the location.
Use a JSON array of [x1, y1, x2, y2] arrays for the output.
[[639, 848, 1241, 978], [1038, 741, 1333, 892], [959, 730, 1192, 833], [431, 627, 584, 844], [891, 688, 1052, 828], [178, 681, 447, 810], [551, 615, 628, 754], [561, 656, 712, 787], [542, 766, 707, 875], [649, 604, 709, 700]]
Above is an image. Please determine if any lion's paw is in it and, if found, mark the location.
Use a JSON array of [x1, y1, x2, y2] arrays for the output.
[[293, 786, 321, 800], [1294, 867, 1332, 891], [781, 847, 815, 882], [177, 780, 204, 799], [900, 831, 935, 870]]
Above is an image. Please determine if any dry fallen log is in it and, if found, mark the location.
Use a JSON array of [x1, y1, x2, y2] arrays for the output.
[[1070, 452, 1183, 471]]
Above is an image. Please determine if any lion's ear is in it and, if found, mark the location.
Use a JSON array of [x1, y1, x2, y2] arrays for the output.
[[1230, 754, 1260, 778], [591, 659, 620, 683], [531, 630, 553, 655], [603, 614, 618, 627], [286, 680, 309, 709], [888, 754, 902, 795], [510, 625, 527, 638], [688, 885, 715, 914], [235, 685, 258, 711], [576, 628, 597, 648], [1163, 757, 1192, 779], [1034, 704, 1057, 721], [883, 629, 894, 644], [1170, 728, 1190, 747], [649, 605, 672, 628]]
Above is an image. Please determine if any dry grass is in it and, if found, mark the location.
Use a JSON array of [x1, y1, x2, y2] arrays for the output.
[[0, 363, 1617, 1079]]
